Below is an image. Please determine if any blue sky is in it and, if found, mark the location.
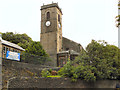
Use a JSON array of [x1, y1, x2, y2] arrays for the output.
[[0, 0, 118, 49]]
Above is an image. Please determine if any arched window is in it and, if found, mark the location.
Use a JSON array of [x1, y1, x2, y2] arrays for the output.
[[46, 12, 50, 20], [58, 14, 60, 22]]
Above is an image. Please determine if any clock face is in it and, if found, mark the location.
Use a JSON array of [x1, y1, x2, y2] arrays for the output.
[[46, 21, 50, 26]]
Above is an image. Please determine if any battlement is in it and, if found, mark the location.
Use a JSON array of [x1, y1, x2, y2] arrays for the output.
[[41, 3, 63, 14]]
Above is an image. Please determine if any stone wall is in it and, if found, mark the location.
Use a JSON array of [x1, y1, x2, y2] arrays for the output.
[[2, 59, 120, 89], [8, 77, 119, 88], [0, 37, 2, 89], [62, 37, 83, 53], [0, 39, 2, 64], [2, 59, 60, 89]]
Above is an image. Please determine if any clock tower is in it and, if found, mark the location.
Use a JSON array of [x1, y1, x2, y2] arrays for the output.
[[40, 3, 62, 66]]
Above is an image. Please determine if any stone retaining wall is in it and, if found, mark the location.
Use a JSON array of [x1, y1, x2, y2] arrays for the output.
[[8, 77, 119, 88], [2, 59, 60, 89], [2, 59, 120, 89]]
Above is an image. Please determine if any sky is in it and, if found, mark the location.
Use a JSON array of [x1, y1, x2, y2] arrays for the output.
[[0, 0, 118, 49]]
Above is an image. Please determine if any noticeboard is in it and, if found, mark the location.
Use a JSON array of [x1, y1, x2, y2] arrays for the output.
[[6, 51, 20, 61]]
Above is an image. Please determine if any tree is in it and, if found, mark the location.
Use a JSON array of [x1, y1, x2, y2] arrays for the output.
[[21, 41, 50, 64], [58, 40, 120, 82], [116, 1, 120, 27], [25, 41, 48, 57], [58, 51, 96, 82], [86, 40, 120, 80], [1, 32, 48, 57], [2, 32, 33, 49]]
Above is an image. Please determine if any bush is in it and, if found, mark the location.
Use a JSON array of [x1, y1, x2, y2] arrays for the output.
[[58, 40, 120, 82], [58, 61, 96, 82], [41, 69, 51, 77], [41, 69, 60, 78], [58, 61, 74, 77]]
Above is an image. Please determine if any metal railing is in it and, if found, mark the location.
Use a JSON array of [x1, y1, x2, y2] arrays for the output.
[[20, 52, 51, 65]]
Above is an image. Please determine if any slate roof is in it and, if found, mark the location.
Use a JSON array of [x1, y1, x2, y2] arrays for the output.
[[58, 50, 79, 55], [1, 39, 25, 51], [69, 50, 80, 55]]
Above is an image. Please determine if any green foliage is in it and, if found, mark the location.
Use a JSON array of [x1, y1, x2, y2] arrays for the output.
[[49, 69, 52, 73], [58, 52, 96, 82], [116, 2, 120, 27], [86, 40, 120, 80], [58, 61, 74, 77], [115, 14, 120, 27], [41, 69, 51, 77], [1, 32, 48, 57], [47, 75, 61, 77], [41, 69, 61, 78], [25, 41, 48, 56], [58, 40, 120, 82], [21, 52, 51, 65], [2, 32, 33, 49]]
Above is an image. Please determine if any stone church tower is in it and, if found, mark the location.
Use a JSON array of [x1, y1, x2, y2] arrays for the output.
[[40, 3, 62, 66]]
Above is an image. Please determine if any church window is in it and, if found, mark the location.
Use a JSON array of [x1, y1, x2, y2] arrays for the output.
[[59, 49, 61, 52], [14, 49, 17, 52], [66, 48, 69, 51], [58, 14, 60, 22], [10, 48, 13, 51], [46, 12, 50, 20], [59, 36, 61, 39], [6, 47, 9, 52], [3, 46, 6, 54]]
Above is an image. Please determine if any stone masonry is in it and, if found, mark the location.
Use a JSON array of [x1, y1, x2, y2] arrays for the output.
[[40, 3, 62, 67], [40, 3, 83, 67], [62, 37, 83, 53]]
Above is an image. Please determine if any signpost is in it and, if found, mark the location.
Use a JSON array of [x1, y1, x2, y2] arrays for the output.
[[6, 51, 20, 61]]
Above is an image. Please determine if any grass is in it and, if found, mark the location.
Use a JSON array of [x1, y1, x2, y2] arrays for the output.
[[47, 75, 61, 77]]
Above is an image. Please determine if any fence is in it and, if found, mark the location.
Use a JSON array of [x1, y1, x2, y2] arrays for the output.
[[20, 52, 52, 65], [2, 52, 52, 66]]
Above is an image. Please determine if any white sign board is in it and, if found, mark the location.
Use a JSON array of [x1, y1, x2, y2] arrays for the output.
[[6, 51, 20, 61]]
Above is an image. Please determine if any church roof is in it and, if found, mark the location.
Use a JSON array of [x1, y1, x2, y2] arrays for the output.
[[62, 37, 82, 47], [1, 39, 25, 51], [58, 50, 80, 55], [69, 50, 80, 55]]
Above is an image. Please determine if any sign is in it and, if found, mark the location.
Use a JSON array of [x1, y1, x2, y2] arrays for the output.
[[6, 51, 20, 61]]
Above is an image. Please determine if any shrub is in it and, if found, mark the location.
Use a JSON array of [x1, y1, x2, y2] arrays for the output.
[[41, 69, 51, 77], [57, 51, 97, 82], [58, 60, 96, 82], [58, 61, 74, 77]]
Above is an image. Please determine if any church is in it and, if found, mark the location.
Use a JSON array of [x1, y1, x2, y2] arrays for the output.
[[40, 3, 83, 67]]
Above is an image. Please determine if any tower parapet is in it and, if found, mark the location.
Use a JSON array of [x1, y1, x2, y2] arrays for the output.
[[41, 3, 62, 15]]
